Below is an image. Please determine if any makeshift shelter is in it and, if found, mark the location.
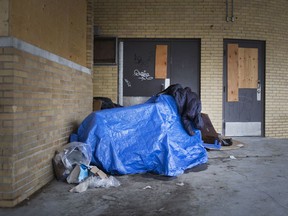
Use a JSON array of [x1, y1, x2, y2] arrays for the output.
[[71, 94, 208, 177]]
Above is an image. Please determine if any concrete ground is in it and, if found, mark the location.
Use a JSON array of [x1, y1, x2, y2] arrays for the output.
[[1, 137, 288, 216]]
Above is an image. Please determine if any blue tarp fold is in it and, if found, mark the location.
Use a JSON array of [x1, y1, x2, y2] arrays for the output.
[[72, 94, 208, 176]]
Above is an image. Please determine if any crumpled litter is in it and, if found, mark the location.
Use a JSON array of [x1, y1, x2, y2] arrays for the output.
[[61, 142, 92, 170], [52, 142, 92, 181], [142, 186, 152, 190], [70, 176, 121, 193], [66, 164, 89, 184]]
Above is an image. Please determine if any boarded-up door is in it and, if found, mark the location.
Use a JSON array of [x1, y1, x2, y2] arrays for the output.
[[223, 40, 265, 136], [119, 39, 200, 106]]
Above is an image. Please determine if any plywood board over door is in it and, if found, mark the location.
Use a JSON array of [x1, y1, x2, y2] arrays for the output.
[[10, 0, 87, 66], [227, 44, 239, 102], [0, 0, 9, 36], [238, 48, 258, 88], [155, 45, 168, 79]]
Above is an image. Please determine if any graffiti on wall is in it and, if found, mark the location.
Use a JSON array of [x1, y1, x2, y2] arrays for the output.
[[133, 69, 153, 81]]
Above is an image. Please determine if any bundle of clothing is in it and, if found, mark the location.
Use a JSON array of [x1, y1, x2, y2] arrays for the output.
[[158, 84, 203, 136]]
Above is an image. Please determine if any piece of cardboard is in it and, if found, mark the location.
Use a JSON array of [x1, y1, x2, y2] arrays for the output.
[[201, 113, 219, 144], [89, 166, 108, 179], [67, 164, 89, 183], [93, 100, 102, 111], [66, 165, 81, 184]]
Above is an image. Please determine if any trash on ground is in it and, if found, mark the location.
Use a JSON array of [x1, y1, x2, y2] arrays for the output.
[[69, 176, 120, 193], [89, 165, 108, 179], [176, 182, 184, 186], [52, 142, 92, 181], [102, 195, 117, 201], [52, 142, 120, 193], [142, 186, 152, 190], [202, 140, 221, 150], [229, 155, 237, 160], [66, 164, 88, 184], [200, 113, 233, 147], [89, 175, 120, 188], [219, 136, 233, 146], [61, 142, 92, 170]]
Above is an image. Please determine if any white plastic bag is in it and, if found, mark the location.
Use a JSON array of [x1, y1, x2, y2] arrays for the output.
[[52, 142, 92, 181], [89, 176, 121, 188], [61, 142, 92, 170], [70, 176, 121, 193]]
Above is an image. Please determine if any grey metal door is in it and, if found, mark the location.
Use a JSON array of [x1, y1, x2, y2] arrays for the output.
[[170, 40, 200, 94], [223, 39, 265, 136], [121, 39, 200, 106]]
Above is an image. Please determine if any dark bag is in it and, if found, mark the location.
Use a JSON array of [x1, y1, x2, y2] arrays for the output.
[[200, 113, 233, 146], [200, 113, 219, 144]]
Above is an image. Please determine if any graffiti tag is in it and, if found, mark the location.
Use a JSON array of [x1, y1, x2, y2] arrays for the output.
[[133, 69, 153, 81], [124, 79, 131, 87]]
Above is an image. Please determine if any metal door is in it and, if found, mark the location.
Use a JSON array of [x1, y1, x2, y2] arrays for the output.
[[120, 39, 200, 106], [223, 39, 265, 136], [170, 40, 200, 94]]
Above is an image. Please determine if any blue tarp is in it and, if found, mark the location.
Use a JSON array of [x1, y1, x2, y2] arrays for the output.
[[71, 94, 208, 176]]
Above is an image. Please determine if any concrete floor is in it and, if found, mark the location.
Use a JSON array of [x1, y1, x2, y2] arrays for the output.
[[1, 137, 288, 216]]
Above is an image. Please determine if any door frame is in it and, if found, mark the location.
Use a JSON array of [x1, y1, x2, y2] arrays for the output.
[[223, 39, 266, 136]]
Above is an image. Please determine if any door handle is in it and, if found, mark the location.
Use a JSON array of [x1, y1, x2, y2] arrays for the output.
[[257, 80, 261, 101]]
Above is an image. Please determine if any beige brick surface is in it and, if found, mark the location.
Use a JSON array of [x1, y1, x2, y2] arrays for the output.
[[93, 65, 118, 102], [86, 0, 94, 69], [93, 0, 288, 137], [0, 47, 92, 207]]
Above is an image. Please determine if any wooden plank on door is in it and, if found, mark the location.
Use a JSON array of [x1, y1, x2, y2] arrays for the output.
[[238, 47, 245, 88], [155, 45, 168, 79], [239, 48, 258, 88], [227, 44, 239, 102]]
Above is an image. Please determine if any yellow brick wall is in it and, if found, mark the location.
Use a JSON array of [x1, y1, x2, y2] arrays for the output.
[[93, 0, 288, 138], [0, 47, 92, 207], [86, 0, 94, 69], [93, 65, 118, 102]]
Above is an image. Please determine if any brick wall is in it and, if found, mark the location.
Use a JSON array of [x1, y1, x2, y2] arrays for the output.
[[93, 0, 288, 137], [86, 0, 94, 69], [0, 47, 92, 207], [93, 65, 118, 102]]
